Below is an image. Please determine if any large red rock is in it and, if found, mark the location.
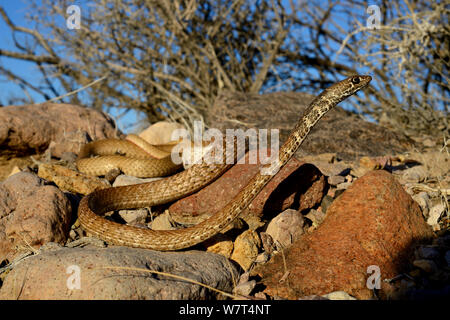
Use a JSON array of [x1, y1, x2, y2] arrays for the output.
[[0, 103, 122, 158], [254, 170, 434, 299], [168, 150, 326, 227]]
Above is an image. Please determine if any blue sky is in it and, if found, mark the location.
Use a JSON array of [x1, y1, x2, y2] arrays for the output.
[[0, 0, 142, 132], [0, 1, 385, 132]]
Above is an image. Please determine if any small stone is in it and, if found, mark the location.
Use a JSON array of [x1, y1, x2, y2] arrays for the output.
[[327, 175, 345, 186], [38, 163, 110, 195], [416, 246, 440, 260], [231, 230, 261, 271], [413, 259, 438, 273], [119, 208, 149, 225], [402, 166, 428, 183], [254, 292, 269, 300], [298, 295, 329, 300], [336, 181, 352, 190], [255, 252, 270, 264], [260, 232, 275, 254], [327, 188, 336, 198], [305, 209, 326, 227], [149, 211, 176, 231], [334, 188, 346, 199], [351, 166, 371, 178], [412, 192, 431, 218], [265, 209, 304, 249], [60, 152, 78, 163], [113, 175, 162, 187], [206, 238, 234, 258], [69, 229, 78, 240], [233, 280, 256, 296], [321, 291, 357, 300], [427, 204, 444, 228], [238, 272, 250, 284]]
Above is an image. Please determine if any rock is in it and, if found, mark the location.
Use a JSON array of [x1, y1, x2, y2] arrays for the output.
[[206, 91, 416, 161], [427, 204, 445, 230], [320, 195, 334, 213], [0, 103, 121, 159], [253, 170, 433, 300], [169, 154, 325, 229], [265, 209, 304, 249], [336, 181, 352, 190], [206, 236, 234, 259], [0, 246, 238, 299], [260, 232, 275, 254], [233, 280, 256, 297], [359, 156, 392, 170], [138, 121, 185, 145], [255, 252, 270, 264], [298, 295, 329, 300], [413, 259, 438, 274], [112, 175, 163, 187], [0, 172, 72, 262], [402, 166, 428, 183], [38, 163, 110, 195], [118, 208, 149, 225], [231, 230, 261, 271], [327, 175, 345, 186], [149, 211, 176, 231], [321, 291, 357, 300], [305, 209, 326, 228], [412, 192, 431, 218]]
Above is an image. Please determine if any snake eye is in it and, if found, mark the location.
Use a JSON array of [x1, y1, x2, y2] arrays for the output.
[[351, 76, 361, 84]]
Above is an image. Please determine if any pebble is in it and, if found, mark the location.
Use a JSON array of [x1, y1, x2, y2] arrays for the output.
[[113, 175, 162, 187], [230, 230, 261, 271], [149, 211, 176, 230], [59, 151, 77, 163], [265, 209, 304, 249], [321, 291, 357, 300], [255, 252, 270, 264], [412, 192, 431, 218], [427, 204, 445, 229], [321, 195, 334, 211], [327, 175, 345, 186], [260, 232, 275, 254], [119, 208, 149, 224], [206, 237, 234, 258], [402, 165, 428, 183], [336, 181, 352, 190], [233, 280, 256, 296], [305, 209, 326, 227]]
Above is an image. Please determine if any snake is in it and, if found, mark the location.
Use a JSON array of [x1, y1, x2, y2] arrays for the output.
[[77, 75, 372, 250]]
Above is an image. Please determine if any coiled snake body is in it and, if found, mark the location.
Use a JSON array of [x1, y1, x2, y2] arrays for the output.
[[77, 75, 372, 250]]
